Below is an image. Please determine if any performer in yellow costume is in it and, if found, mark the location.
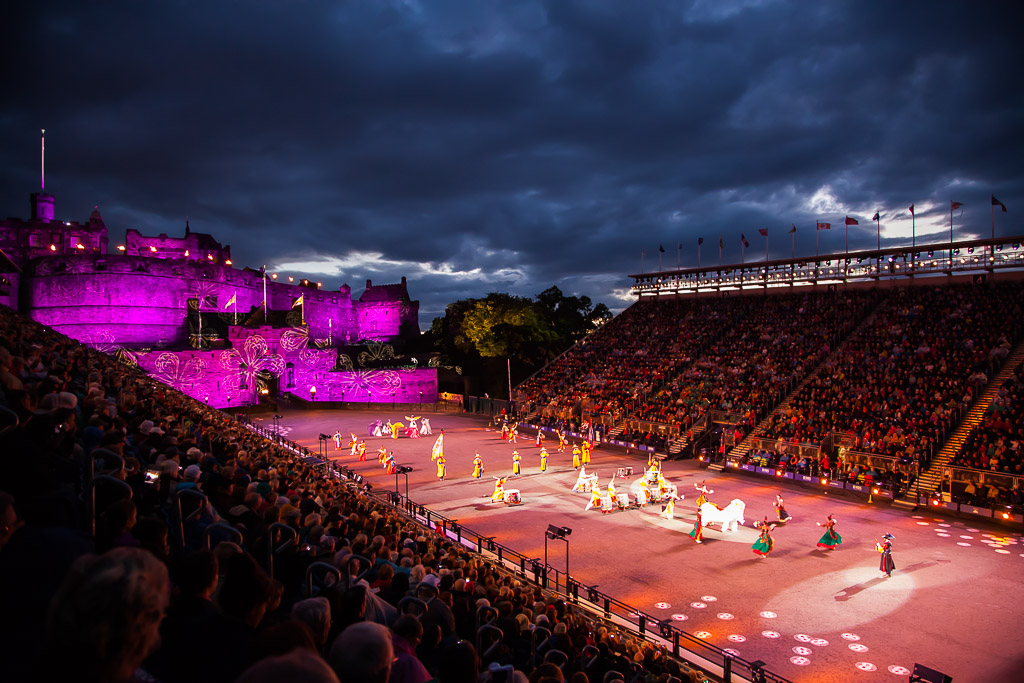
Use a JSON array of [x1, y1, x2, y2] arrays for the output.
[[586, 482, 603, 511], [357, 441, 367, 461], [539, 447, 548, 472], [572, 444, 581, 469], [512, 450, 521, 476], [491, 477, 507, 502], [436, 454, 446, 481], [472, 453, 483, 478]]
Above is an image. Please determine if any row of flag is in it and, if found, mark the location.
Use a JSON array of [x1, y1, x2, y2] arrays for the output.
[[656, 196, 1009, 252]]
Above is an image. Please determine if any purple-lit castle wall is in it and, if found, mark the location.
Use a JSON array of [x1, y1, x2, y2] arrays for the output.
[[131, 325, 437, 409]]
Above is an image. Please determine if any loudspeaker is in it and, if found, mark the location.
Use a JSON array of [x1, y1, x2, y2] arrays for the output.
[[910, 662, 952, 683]]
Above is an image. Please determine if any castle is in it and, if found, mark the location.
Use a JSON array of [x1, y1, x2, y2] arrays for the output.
[[0, 192, 435, 408]]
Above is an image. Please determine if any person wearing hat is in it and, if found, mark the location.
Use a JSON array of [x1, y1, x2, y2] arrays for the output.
[[472, 453, 483, 479], [876, 533, 896, 576]]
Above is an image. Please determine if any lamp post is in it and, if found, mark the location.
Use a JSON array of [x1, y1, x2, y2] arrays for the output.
[[544, 525, 572, 593], [273, 414, 283, 443], [419, 391, 423, 409], [341, 390, 345, 408], [392, 391, 396, 409], [394, 465, 411, 500], [310, 386, 317, 403]]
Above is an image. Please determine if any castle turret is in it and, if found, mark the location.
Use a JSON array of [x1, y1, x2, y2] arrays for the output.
[[30, 193, 55, 222]]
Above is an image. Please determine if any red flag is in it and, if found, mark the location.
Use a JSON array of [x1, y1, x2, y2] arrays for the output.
[[741, 234, 750, 248], [992, 195, 1007, 212], [758, 228, 768, 237], [844, 216, 858, 226], [789, 224, 796, 234], [698, 237, 704, 246], [909, 204, 915, 215], [816, 221, 831, 231], [872, 212, 880, 221], [951, 201, 963, 211]]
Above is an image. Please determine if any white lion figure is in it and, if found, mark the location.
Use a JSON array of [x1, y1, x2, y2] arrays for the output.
[[700, 499, 746, 532]]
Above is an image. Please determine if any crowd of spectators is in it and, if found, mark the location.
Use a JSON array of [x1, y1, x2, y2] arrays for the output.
[[954, 362, 1024, 477], [0, 303, 705, 683], [759, 284, 1023, 462], [519, 291, 879, 440]]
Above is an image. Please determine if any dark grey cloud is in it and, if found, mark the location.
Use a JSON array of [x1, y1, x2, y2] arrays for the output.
[[2, 0, 1022, 321]]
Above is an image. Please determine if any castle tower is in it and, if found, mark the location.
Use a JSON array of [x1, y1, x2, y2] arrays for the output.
[[30, 193, 55, 222]]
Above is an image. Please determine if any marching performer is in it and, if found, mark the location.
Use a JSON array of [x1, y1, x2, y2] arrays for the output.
[[581, 441, 591, 466], [491, 477, 507, 503], [752, 517, 777, 558], [774, 493, 792, 523], [349, 433, 359, 455], [816, 514, 842, 550], [586, 482, 603, 511], [472, 453, 484, 479], [557, 431, 568, 452], [663, 486, 679, 520], [572, 444, 582, 469], [334, 431, 343, 449], [539, 447, 548, 472], [382, 450, 395, 472], [500, 422, 510, 441], [377, 444, 388, 463], [436, 453, 446, 481], [512, 450, 521, 476], [694, 482, 714, 508], [688, 508, 704, 544], [357, 441, 367, 461], [876, 533, 896, 577], [536, 429, 545, 447], [509, 422, 519, 444]]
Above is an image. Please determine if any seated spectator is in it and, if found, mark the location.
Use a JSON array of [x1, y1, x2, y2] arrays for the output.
[[329, 621, 393, 683]]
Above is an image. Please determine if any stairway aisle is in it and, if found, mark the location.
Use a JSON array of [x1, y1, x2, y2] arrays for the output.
[[917, 344, 1024, 496]]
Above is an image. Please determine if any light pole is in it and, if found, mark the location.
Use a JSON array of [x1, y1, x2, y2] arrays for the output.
[[419, 391, 423, 409], [544, 525, 572, 593], [310, 386, 317, 403], [395, 465, 411, 500], [392, 391, 396, 409], [273, 414, 283, 443], [341, 390, 345, 407]]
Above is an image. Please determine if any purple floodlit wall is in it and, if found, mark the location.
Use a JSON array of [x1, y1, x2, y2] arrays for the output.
[[25, 254, 364, 347], [131, 327, 437, 409]]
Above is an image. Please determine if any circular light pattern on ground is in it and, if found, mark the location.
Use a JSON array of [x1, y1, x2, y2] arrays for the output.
[[700, 595, 718, 602], [967, 528, 980, 532], [690, 602, 707, 609], [856, 662, 877, 672], [762, 630, 781, 639], [760, 611, 777, 618], [793, 646, 812, 655], [888, 665, 912, 675], [849, 643, 869, 652], [841, 633, 861, 641], [654, 602, 671, 609], [724, 648, 740, 656], [916, 521, 929, 525], [960, 535, 974, 539], [938, 523, 951, 527], [911, 515, 923, 519], [794, 633, 812, 642], [810, 638, 830, 647], [790, 656, 811, 666], [936, 533, 951, 537], [671, 614, 688, 621], [728, 635, 746, 643], [695, 631, 711, 639], [957, 542, 971, 546], [995, 549, 1011, 554], [717, 613, 734, 620]]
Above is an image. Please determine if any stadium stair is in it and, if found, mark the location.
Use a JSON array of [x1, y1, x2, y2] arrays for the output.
[[916, 342, 1024, 497]]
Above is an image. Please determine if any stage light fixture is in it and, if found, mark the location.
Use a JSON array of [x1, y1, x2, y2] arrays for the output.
[[872, 487, 879, 495], [659, 620, 674, 639], [967, 247, 974, 254], [775, 470, 782, 477], [820, 478, 828, 485]]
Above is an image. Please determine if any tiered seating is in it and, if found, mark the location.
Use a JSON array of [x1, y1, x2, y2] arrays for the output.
[[760, 284, 1023, 463], [0, 304, 705, 683]]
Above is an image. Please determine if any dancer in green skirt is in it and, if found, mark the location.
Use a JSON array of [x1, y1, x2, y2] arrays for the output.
[[816, 514, 842, 550]]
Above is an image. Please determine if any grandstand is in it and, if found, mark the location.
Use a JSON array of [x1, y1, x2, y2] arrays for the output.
[[517, 235, 1024, 523]]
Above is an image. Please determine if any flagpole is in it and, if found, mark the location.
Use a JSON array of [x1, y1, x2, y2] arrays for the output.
[[912, 211, 916, 249], [992, 200, 995, 239], [765, 234, 768, 263], [677, 242, 681, 270], [262, 265, 268, 321], [791, 226, 795, 259], [658, 249, 663, 272], [41, 129, 45, 190], [845, 221, 849, 256], [698, 243, 702, 269], [640, 249, 644, 274], [718, 237, 722, 269], [815, 223, 819, 258], [876, 215, 880, 250]]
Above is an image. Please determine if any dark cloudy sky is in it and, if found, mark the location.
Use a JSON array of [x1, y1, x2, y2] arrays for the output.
[[2, 1, 1022, 322]]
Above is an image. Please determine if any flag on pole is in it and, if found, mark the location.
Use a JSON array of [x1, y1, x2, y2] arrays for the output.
[[431, 432, 444, 460], [659, 244, 665, 253], [844, 216, 859, 226], [951, 201, 963, 211], [992, 195, 1007, 212], [698, 237, 704, 245], [816, 221, 831, 231], [741, 234, 750, 248], [789, 224, 796, 233], [758, 228, 768, 237], [872, 212, 880, 221], [719, 237, 724, 249], [224, 293, 237, 310], [908, 204, 915, 215], [292, 294, 304, 308]]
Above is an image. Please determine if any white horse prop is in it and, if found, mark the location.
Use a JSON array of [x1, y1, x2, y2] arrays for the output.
[[700, 499, 746, 532]]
